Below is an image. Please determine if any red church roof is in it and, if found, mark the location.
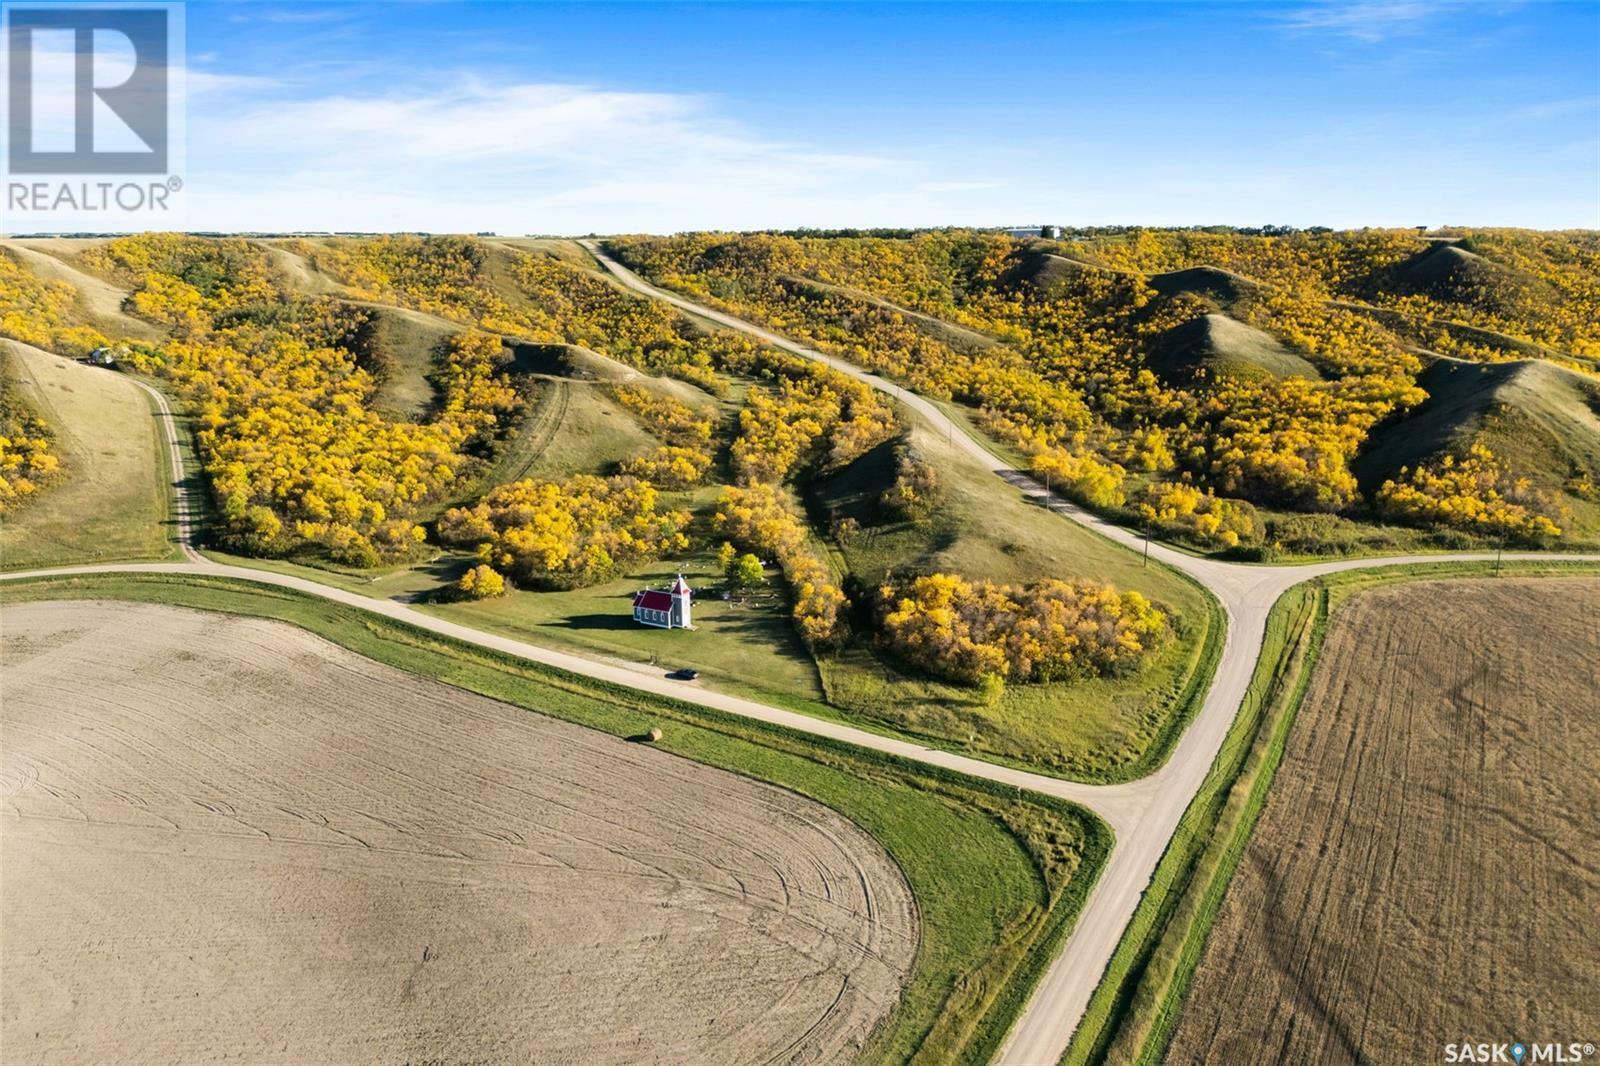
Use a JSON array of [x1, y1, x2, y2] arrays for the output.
[[670, 574, 691, 596], [633, 589, 673, 611]]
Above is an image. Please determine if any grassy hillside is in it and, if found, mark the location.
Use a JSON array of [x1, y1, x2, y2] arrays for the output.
[[0, 342, 175, 569], [259, 242, 349, 297], [1379, 241, 1556, 319], [1, 239, 164, 342], [1147, 314, 1321, 385], [1146, 265, 1259, 304], [352, 304, 455, 420], [1354, 356, 1600, 536]]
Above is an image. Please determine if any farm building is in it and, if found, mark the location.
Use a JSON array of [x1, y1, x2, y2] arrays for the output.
[[633, 574, 692, 629]]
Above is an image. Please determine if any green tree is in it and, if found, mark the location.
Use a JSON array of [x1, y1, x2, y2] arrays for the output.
[[729, 552, 765, 590]]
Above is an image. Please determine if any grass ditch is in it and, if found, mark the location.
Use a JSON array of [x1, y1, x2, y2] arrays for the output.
[[1060, 558, 1600, 1066], [0, 571, 1112, 1066]]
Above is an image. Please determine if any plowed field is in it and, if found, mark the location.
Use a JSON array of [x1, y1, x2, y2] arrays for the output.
[[1166, 578, 1600, 1064], [0, 600, 916, 1064]]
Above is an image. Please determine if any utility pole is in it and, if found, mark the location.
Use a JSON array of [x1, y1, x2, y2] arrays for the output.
[[1496, 533, 1504, 575], [1143, 521, 1152, 567]]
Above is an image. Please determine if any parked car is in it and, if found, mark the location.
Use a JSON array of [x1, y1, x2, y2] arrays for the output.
[[667, 668, 699, 681]]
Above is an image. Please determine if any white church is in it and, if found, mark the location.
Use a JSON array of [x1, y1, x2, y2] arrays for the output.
[[632, 574, 693, 629]]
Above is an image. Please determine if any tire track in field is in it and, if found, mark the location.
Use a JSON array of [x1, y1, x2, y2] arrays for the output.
[[1, 600, 918, 1066]]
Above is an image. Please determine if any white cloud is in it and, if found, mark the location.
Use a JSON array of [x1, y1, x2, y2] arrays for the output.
[[180, 75, 1007, 233], [917, 180, 1004, 193], [1273, 1, 1447, 42]]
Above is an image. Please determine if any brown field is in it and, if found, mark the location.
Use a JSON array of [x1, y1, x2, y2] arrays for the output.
[[1167, 577, 1600, 1065], [0, 601, 916, 1064]]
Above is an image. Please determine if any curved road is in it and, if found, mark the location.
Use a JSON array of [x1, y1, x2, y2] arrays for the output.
[[5, 274, 1595, 1065]]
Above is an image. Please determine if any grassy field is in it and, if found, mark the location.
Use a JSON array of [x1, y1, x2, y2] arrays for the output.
[[499, 378, 660, 481], [0, 343, 176, 570], [1164, 574, 1600, 1065], [429, 548, 827, 704], [1062, 560, 1600, 1066], [0, 571, 1109, 1066]]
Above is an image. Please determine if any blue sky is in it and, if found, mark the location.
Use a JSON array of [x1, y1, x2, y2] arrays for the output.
[[167, 1, 1600, 232]]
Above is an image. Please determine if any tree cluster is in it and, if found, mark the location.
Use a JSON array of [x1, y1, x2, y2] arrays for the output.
[[1136, 480, 1261, 549], [439, 474, 690, 589], [1375, 444, 1563, 542], [81, 235, 522, 565], [878, 573, 1168, 685], [0, 360, 60, 511], [712, 484, 848, 648]]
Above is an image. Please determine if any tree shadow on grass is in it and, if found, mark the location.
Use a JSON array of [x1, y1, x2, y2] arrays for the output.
[[563, 613, 642, 632]]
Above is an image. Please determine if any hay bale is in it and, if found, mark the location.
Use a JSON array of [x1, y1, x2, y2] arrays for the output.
[[647, 727, 663, 743]]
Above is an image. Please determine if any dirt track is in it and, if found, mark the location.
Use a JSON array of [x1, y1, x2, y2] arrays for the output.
[[0, 600, 916, 1064], [1166, 578, 1600, 1064]]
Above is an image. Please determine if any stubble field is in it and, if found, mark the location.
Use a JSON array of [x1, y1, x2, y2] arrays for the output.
[[0, 600, 917, 1064], [1165, 577, 1600, 1065]]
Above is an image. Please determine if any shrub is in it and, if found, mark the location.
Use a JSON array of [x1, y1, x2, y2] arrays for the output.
[[455, 564, 507, 599], [880, 446, 941, 523]]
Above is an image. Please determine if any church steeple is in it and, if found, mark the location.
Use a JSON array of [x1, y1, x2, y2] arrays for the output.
[[670, 573, 692, 628]]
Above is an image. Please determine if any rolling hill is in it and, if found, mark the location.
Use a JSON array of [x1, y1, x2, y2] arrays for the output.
[[1146, 313, 1322, 385], [1381, 241, 1556, 316], [1146, 265, 1259, 305], [1353, 356, 1600, 534]]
